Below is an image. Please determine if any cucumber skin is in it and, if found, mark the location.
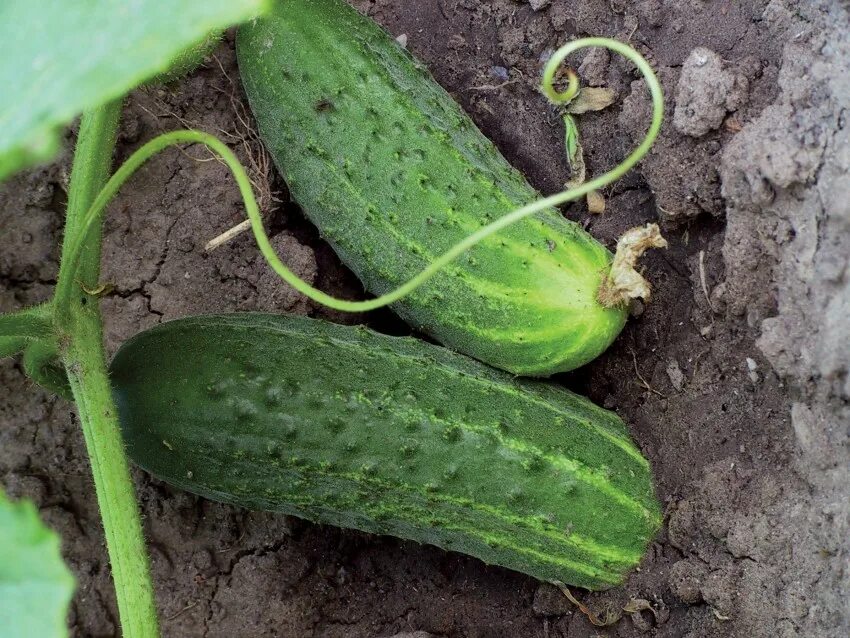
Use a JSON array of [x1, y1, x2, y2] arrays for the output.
[[110, 314, 661, 589], [236, 0, 627, 377]]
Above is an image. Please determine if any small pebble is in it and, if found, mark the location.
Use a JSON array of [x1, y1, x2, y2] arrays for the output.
[[490, 65, 509, 82], [746, 357, 759, 383], [538, 48, 554, 63], [666, 359, 685, 392]]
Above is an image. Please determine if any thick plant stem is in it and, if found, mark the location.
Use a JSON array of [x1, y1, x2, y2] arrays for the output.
[[63, 309, 159, 638], [58, 101, 160, 637]]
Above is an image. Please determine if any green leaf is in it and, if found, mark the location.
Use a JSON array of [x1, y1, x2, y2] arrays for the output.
[[563, 114, 586, 188], [563, 114, 580, 165], [0, 490, 75, 638], [0, 0, 268, 182]]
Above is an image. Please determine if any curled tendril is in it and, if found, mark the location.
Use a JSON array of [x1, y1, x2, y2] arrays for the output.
[[54, 37, 663, 321], [542, 66, 580, 105]]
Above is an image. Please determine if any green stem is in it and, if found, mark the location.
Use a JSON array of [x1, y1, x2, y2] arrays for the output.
[[61, 101, 123, 286], [0, 303, 53, 342], [57, 37, 662, 318], [56, 101, 160, 638], [63, 307, 159, 637], [0, 337, 28, 359]]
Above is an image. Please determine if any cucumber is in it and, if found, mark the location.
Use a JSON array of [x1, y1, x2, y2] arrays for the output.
[[110, 313, 661, 589], [236, 0, 628, 376]]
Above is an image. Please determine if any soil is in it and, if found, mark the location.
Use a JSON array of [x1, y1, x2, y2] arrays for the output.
[[1, 0, 848, 636]]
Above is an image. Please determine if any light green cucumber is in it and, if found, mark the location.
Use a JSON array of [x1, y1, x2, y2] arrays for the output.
[[236, 0, 629, 376], [110, 313, 661, 589]]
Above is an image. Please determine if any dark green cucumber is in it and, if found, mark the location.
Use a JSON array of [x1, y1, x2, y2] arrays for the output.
[[110, 313, 661, 589], [236, 0, 627, 376]]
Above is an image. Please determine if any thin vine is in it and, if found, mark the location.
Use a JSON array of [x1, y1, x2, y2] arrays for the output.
[[55, 37, 663, 320]]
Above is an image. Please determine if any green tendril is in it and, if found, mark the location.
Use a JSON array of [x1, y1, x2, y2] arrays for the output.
[[55, 37, 663, 320], [542, 66, 580, 105]]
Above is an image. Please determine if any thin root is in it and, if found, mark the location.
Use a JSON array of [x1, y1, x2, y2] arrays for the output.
[[630, 347, 666, 398], [698, 250, 715, 313], [467, 77, 521, 92], [551, 581, 622, 627], [691, 348, 710, 383], [166, 601, 199, 621], [712, 608, 731, 621]]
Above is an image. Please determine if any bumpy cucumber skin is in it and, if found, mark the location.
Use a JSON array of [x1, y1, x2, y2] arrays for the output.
[[236, 0, 628, 376], [110, 314, 661, 589]]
